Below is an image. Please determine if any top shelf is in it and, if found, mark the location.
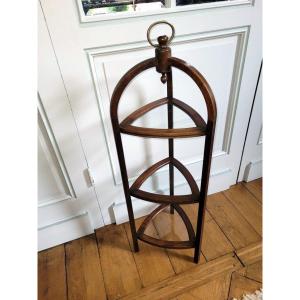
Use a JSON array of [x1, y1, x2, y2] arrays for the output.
[[119, 97, 207, 139]]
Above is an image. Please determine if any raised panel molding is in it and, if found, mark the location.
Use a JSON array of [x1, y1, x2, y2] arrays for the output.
[[86, 26, 249, 187], [38, 97, 76, 207], [257, 126, 263, 145]]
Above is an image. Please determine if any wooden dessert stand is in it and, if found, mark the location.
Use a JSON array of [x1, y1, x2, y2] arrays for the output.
[[110, 21, 217, 263]]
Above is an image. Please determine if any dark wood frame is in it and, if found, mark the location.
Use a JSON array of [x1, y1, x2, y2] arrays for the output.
[[110, 25, 217, 263]]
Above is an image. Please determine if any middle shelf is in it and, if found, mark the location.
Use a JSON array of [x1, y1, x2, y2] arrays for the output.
[[129, 157, 200, 205]]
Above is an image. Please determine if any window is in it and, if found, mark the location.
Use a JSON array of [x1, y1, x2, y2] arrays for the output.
[[78, 0, 250, 21], [177, 0, 226, 6], [82, 0, 166, 15]]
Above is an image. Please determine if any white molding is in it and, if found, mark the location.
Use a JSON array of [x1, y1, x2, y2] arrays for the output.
[[86, 26, 249, 185], [113, 167, 232, 224], [76, 0, 253, 23], [222, 26, 250, 153], [38, 195, 72, 208], [257, 126, 263, 145], [38, 211, 89, 231], [38, 96, 76, 199], [38, 211, 93, 251], [237, 64, 262, 182], [243, 159, 262, 182]]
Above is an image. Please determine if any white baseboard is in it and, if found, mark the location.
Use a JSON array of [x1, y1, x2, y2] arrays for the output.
[[113, 168, 232, 225], [243, 159, 262, 182], [113, 200, 158, 225], [38, 212, 93, 251]]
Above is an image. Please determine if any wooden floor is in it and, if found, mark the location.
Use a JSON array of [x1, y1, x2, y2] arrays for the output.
[[38, 179, 262, 300]]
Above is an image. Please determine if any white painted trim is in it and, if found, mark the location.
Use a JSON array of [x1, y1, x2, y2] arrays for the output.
[[76, 0, 253, 23], [38, 195, 72, 208], [38, 211, 94, 251], [113, 168, 232, 224], [222, 26, 250, 153], [243, 159, 262, 182], [38, 97, 76, 199], [38, 211, 89, 231], [257, 126, 263, 145], [86, 26, 249, 186], [237, 65, 262, 182]]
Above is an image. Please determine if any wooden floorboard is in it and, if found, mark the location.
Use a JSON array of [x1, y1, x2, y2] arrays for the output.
[[223, 183, 262, 236], [183, 205, 235, 261], [242, 178, 262, 203], [124, 217, 175, 287], [244, 260, 262, 283], [95, 225, 142, 300], [38, 245, 67, 300], [152, 208, 207, 274], [65, 234, 107, 300], [172, 241, 263, 300], [228, 272, 262, 300], [235, 241, 262, 266], [119, 253, 242, 300], [38, 180, 263, 300], [206, 192, 261, 250], [174, 272, 232, 300]]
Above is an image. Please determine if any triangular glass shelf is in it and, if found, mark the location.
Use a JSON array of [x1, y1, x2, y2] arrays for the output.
[[136, 203, 196, 249], [130, 157, 200, 204], [119, 97, 206, 138]]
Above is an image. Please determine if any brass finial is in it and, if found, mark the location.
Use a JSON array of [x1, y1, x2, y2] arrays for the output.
[[147, 21, 175, 84]]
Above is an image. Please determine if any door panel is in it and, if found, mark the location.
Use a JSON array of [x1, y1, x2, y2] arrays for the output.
[[40, 0, 261, 224], [38, 102, 96, 250], [38, 112, 74, 207], [238, 65, 262, 182], [38, 5, 104, 250]]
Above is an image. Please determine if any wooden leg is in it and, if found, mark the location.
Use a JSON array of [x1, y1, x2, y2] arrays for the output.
[[126, 195, 139, 252], [194, 249, 200, 264], [167, 71, 174, 215], [194, 201, 205, 263], [194, 125, 215, 263], [113, 129, 139, 252], [170, 204, 175, 214], [169, 157, 174, 215]]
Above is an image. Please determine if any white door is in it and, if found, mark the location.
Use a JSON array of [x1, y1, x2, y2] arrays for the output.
[[238, 64, 262, 182], [38, 6, 104, 251], [40, 0, 262, 225]]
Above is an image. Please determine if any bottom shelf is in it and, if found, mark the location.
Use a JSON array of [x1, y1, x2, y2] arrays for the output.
[[136, 203, 196, 250], [137, 232, 195, 249]]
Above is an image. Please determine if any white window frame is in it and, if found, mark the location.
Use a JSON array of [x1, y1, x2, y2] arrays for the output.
[[76, 0, 253, 23]]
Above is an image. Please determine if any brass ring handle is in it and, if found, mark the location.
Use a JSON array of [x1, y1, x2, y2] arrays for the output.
[[147, 21, 175, 48]]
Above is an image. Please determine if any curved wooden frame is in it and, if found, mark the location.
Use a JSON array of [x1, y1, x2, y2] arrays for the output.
[[110, 51, 217, 263], [111, 58, 216, 124], [119, 97, 206, 138], [137, 203, 195, 249], [130, 157, 200, 204]]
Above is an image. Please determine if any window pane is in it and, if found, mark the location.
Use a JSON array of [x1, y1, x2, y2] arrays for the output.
[[176, 0, 226, 6], [81, 0, 166, 15]]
